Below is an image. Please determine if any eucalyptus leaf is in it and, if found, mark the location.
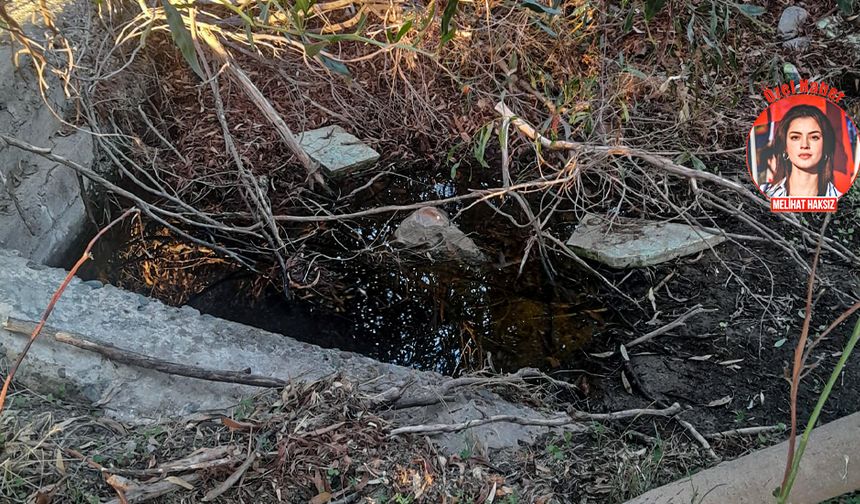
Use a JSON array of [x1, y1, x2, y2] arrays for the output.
[[521, 0, 561, 16], [690, 154, 707, 172], [440, 0, 459, 46], [319, 54, 350, 76], [161, 0, 204, 79], [259, 1, 270, 23], [534, 19, 558, 38], [735, 3, 766, 19], [644, 0, 667, 21], [623, 8, 634, 33]]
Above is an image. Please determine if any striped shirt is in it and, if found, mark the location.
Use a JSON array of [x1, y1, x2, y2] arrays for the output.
[[760, 180, 842, 198]]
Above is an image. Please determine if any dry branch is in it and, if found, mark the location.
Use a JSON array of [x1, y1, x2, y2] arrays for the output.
[[104, 474, 200, 504], [389, 403, 681, 436], [3, 317, 289, 389], [201, 450, 257, 501], [198, 29, 325, 189]]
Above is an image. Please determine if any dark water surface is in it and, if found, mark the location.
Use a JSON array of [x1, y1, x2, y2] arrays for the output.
[[70, 166, 605, 375]]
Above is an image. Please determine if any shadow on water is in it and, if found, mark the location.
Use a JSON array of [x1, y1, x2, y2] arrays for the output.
[[70, 164, 606, 375]]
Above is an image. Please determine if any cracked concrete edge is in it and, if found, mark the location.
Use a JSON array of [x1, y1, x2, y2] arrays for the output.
[[0, 248, 567, 455]]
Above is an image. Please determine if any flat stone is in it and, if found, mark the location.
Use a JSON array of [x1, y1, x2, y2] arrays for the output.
[[566, 213, 726, 268], [297, 125, 379, 176], [778, 6, 809, 40]]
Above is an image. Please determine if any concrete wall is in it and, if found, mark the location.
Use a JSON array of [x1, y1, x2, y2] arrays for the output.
[[0, 3, 93, 265]]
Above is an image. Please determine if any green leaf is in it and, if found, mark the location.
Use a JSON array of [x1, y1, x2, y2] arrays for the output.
[[304, 41, 327, 57], [644, 0, 667, 21], [245, 23, 256, 49], [690, 154, 707, 172], [351, 12, 368, 35], [521, 0, 561, 16], [259, 1, 270, 23], [395, 19, 413, 42], [440, 0, 459, 46], [735, 3, 766, 18], [774, 338, 787, 348], [450, 160, 461, 179], [161, 0, 204, 79], [319, 54, 350, 76], [624, 66, 647, 80], [838, 0, 854, 15], [623, 8, 634, 33], [533, 20, 558, 38]]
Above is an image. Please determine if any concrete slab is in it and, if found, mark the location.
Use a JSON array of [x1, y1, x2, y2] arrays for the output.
[[566, 213, 726, 268], [297, 125, 379, 176], [0, 249, 568, 455]]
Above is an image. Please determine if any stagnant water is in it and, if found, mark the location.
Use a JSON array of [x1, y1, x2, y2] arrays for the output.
[[69, 166, 606, 375]]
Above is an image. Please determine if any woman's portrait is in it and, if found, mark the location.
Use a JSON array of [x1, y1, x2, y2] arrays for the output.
[[747, 95, 859, 199]]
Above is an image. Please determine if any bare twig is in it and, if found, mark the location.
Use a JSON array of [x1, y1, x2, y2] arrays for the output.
[[104, 474, 200, 504], [198, 29, 324, 189], [782, 215, 830, 488], [2, 317, 290, 389], [626, 304, 710, 347], [677, 417, 719, 461], [706, 425, 786, 439], [201, 450, 257, 502]]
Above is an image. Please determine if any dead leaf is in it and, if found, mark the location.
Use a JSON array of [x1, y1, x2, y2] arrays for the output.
[[166, 476, 195, 490], [485, 482, 497, 504], [688, 354, 713, 361], [707, 396, 732, 407], [590, 351, 615, 358], [55, 448, 65, 475], [621, 371, 632, 394], [718, 359, 744, 366], [220, 417, 258, 431], [105, 474, 134, 492], [34, 487, 54, 504], [310, 491, 332, 504], [619, 344, 630, 362]]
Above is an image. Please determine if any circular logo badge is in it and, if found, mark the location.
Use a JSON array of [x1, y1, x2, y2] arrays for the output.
[[746, 94, 859, 206]]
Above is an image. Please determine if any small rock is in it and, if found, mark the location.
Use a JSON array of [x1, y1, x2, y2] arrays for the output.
[[83, 279, 103, 289], [393, 207, 486, 265], [778, 6, 809, 40], [783, 36, 810, 51]]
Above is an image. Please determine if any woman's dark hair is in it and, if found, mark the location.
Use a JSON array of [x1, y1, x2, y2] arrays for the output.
[[773, 104, 836, 196], [757, 142, 777, 182]]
